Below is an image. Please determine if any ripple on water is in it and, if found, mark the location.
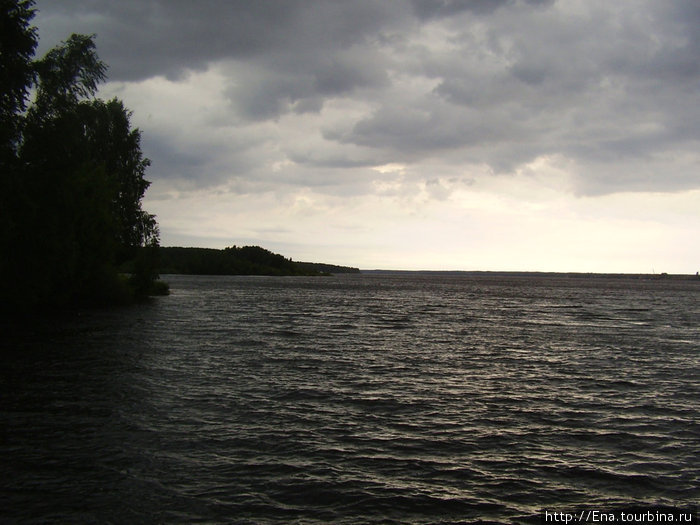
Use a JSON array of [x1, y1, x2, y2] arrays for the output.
[[1, 273, 698, 523]]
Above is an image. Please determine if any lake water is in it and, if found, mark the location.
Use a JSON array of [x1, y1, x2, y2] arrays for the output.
[[1, 273, 698, 524]]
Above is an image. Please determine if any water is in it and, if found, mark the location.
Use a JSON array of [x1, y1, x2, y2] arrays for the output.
[[1, 273, 698, 524]]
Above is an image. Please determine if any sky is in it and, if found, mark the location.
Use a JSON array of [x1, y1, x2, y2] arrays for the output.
[[33, 0, 700, 272]]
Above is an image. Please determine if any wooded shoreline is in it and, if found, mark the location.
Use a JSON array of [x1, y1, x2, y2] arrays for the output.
[[145, 246, 360, 276]]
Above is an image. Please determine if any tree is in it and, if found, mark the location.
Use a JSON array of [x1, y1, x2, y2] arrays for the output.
[[75, 98, 159, 260], [0, 0, 37, 161], [0, 0, 39, 309], [0, 0, 162, 311]]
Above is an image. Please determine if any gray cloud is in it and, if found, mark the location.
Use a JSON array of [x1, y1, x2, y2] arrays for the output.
[[410, 0, 510, 19], [331, 0, 700, 192], [37, 1, 304, 79], [225, 50, 390, 121], [34, 0, 700, 197], [409, 0, 554, 19], [35, 0, 397, 81]]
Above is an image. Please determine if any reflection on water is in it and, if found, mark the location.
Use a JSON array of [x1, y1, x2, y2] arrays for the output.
[[1, 274, 699, 523]]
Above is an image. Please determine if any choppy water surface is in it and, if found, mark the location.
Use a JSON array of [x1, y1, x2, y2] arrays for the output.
[[2, 273, 698, 523]]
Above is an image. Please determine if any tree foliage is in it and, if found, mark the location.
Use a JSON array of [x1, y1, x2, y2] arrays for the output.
[[156, 246, 322, 276], [153, 246, 360, 276], [0, 0, 161, 311], [0, 0, 37, 160]]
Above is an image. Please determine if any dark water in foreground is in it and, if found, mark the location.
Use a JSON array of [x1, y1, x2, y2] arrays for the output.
[[1, 274, 698, 524]]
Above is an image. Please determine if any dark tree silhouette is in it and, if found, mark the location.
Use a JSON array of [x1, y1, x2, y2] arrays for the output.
[[0, 0, 162, 311], [0, 0, 37, 161]]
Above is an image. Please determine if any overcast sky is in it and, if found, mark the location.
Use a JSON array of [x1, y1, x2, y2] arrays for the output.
[[34, 0, 699, 272]]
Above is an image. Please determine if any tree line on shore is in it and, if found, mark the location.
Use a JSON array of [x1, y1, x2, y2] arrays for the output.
[[1, 0, 163, 312], [147, 246, 360, 276]]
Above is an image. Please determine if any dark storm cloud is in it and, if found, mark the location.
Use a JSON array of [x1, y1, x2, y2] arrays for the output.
[[37, 0, 302, 79], [331, 1, 700, 190], [226, 52, 390, 121], [35, 0, 396, 81], [410, 0, 554, 19], [139, 133, 210, 186], [36, 0, 398, 125], [34, 0, 700, 195], [411, 0, 509, 18]]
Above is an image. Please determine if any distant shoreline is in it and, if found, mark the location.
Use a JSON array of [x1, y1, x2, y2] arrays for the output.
[[154, 246, 696, 280], [359, 269, 700, 280], [153, 246, 360, 276]]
